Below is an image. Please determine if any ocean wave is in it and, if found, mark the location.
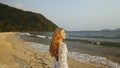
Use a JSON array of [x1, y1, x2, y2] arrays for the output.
[[25, 32, 120, 43], [68, 52, 120, 68], [36, 35, 52, 39], [36, 35, 46, 38], [20, 33, 31, 36], [25, 42, 49, 51], [25, 42, 120, 68], [48, 37, 52, 39]]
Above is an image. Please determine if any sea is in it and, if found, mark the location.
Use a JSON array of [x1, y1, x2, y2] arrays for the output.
[[16, 31, 120, 68]]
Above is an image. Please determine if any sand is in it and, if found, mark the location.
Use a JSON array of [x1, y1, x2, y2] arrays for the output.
[[0, 32, 109, 68]]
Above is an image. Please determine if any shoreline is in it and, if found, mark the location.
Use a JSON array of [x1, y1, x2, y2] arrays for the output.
[[0, 32, 109, 68], [24, 41, 120, 68]]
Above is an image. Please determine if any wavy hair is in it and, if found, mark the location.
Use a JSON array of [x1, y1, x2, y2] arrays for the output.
[[49, 27, 64, 57]]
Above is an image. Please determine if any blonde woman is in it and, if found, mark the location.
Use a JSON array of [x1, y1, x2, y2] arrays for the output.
[[49, 28, 68, 68]]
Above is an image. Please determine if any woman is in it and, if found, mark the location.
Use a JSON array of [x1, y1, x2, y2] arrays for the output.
[[49, 27, 68, 68]]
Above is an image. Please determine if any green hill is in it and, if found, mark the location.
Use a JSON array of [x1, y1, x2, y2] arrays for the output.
[[0, 3, 58, 32]]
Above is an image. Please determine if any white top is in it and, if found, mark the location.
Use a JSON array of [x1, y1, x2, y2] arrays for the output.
[[52, 42, 68, 68]]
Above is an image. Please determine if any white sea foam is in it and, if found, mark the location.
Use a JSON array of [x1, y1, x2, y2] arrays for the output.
[[25, 42, 49, 51], [25, 42, 120, 68], [36, 35, 46, 38], [36, 35, 52, 39], [68, 52, 120, 68], [48, 37, 52, 39], [20, 33, 31, 36]]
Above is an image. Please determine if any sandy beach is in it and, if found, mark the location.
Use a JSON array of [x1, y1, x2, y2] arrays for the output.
[[0, 32, 109, 68]]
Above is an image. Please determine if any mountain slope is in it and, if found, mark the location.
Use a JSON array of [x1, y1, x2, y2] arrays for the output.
[[0, 3, 58, 32]]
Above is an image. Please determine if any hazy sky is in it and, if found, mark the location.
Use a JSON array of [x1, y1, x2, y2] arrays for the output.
[[0, 0, 120, 31]]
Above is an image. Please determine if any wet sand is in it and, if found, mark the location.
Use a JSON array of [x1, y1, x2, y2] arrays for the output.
[[0, 32, 109, 68]]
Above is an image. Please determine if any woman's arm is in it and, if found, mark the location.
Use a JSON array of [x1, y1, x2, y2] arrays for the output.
[[58, 43, 67, 68]]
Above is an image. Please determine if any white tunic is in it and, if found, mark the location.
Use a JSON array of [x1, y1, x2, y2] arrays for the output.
[[52, 42, 68, 68]]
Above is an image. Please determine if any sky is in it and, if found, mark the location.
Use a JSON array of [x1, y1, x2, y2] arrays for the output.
[[0, 0, 120, 31]]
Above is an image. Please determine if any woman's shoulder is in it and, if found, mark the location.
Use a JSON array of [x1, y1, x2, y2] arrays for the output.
[[59, 42, 68, 52], [60, 42, 67, 45], [60, 42, 67, 48]]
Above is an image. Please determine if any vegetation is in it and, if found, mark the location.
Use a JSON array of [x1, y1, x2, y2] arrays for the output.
[[0, 3, 58, 32]]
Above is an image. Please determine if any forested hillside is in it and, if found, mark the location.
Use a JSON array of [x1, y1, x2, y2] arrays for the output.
[[0, 3, 58, 32]]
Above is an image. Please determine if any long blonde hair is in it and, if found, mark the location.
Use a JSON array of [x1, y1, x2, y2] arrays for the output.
[[49, 27, 64, 57]]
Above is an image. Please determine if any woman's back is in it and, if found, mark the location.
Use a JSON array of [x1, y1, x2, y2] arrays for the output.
[[52, 42, 68, 68]]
